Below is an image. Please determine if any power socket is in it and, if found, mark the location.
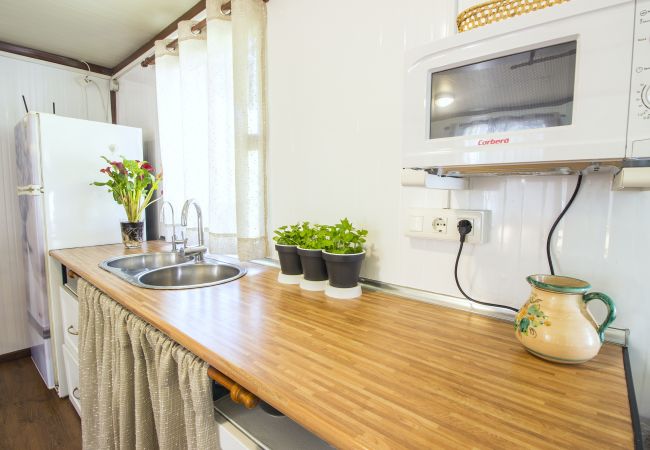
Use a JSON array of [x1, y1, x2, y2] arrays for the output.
[[457, 217, 474, 236], [406, 208, 489, 244], [432, 217, 447, 234]]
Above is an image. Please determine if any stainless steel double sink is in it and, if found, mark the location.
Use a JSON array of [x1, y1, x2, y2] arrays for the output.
[[100, 252, 246, 289]]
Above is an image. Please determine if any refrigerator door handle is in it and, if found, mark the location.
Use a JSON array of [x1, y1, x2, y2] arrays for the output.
[[17, 185, 44, 196]]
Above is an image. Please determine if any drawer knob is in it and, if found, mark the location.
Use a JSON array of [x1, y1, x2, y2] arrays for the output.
[[67, 325, 79, 336], [72, 387, 80, 400]]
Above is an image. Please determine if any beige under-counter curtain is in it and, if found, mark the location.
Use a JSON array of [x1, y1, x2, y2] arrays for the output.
[[155, 0, 269, 260], [78, 279, 218, 450]]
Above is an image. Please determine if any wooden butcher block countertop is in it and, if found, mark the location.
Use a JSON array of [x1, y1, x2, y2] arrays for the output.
[[51, 242, 635, 449]]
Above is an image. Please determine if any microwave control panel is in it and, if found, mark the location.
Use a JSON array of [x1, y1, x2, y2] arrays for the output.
[[629, 0, 650, 157]]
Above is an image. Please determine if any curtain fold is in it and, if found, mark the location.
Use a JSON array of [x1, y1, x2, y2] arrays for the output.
[[78, 279, 218, 450], [154, 40, 184, 221], [178, 20, 210, 243], [206, 0, 238, 255], [232, 0, 269, 261]]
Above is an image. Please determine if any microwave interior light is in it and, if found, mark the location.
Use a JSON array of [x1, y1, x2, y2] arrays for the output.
[[434, 93, 455, 108]]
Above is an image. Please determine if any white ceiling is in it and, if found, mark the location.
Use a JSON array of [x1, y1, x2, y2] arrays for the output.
[[0, 0, 199, 68]]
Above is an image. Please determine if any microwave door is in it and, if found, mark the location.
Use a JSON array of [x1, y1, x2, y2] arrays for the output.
[[428, 41, 577, 140]]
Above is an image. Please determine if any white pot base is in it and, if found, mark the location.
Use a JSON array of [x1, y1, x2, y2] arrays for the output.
[[278, 273, 302, 285], [299, 279, 328, 291], [325, 283, 362, 299]]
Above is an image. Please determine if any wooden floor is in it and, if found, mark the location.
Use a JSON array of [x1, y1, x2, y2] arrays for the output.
[[0, 357, 81, 450]]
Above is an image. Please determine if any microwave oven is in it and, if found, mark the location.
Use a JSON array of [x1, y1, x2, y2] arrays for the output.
[[403, 0, 650, 175]]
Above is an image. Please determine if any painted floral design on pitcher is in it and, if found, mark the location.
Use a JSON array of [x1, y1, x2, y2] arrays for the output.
[[515, 293, 550, 337], [515, 275, 616, 364]]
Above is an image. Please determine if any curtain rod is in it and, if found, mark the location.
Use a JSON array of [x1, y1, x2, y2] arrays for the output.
[[140, 19, 205, 67], [141, 0, 269, 68]]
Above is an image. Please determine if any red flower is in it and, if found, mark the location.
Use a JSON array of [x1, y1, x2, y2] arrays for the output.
[[141, 162, 154, 173], [110, 161, 126, 174]]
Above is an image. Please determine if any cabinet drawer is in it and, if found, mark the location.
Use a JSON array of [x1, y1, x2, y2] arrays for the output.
[[62, 343, 80, 417], [59, 286, 79, 354], [64, 268, 79, 296]]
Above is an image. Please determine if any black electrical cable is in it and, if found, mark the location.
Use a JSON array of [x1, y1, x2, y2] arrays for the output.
[[454, 220, 519, 313], [546, 174, 583, 275]]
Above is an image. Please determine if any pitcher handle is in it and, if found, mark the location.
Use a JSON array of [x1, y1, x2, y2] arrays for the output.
[[583, 292, 617, 343]]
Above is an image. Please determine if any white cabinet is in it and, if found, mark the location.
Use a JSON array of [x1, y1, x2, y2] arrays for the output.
[[59, 284, 80, 417], [62, 342, 80, 416], [214, 413, 261, 450], [59, 286, 79, 353]]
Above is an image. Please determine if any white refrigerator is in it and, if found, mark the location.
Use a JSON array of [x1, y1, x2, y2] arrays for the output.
[[15, 112, 143, 393]]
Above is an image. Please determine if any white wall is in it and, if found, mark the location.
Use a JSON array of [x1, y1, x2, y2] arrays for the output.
[[115, 65, 162, 239], [0, 52, 110, 355], [266, 0, 650, 418]]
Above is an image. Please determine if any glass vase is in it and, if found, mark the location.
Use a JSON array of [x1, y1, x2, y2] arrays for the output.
[[120, 221, 144, 249]]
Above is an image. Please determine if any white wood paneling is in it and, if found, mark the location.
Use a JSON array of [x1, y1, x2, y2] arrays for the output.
[[266, 0, 650, 418], [0, 52, 109, 355]]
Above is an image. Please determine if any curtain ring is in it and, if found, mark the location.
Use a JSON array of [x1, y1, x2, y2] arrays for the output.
[[220, 1, 232, 16]]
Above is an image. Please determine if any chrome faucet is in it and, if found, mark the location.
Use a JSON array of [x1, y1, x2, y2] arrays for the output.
[[159, 200, 183, 252], [180, 199, 207, 262]]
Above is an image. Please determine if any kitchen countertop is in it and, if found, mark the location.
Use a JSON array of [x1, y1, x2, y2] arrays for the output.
[[51, 242, 635, 449]]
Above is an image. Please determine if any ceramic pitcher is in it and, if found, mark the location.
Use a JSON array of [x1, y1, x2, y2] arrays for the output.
[[515, 275, 616, 364]]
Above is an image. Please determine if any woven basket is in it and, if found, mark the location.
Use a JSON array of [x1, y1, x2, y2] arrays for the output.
[[457, 0, 570, 32]]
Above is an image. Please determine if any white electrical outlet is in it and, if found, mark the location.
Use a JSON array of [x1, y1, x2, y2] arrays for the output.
[[432, 217, 447, 234], [406, 208, 489, 244]]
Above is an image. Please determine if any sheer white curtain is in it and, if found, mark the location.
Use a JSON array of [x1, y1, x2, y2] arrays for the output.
[[178, 20, 209, 221], [232, 0, 268, 261], [206, 0, 237, 254], [154, 41, 183, 216], [155, 0, 268, 260]]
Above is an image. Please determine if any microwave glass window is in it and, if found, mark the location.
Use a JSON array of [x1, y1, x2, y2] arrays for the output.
[[429, 41, 577, 139]]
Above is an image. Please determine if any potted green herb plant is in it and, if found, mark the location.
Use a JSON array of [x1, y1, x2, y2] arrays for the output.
[[322, 218, 367, 299], [273, 223, 304, 284], [93, 156, 162, 248], [296, 223, 331, 291]]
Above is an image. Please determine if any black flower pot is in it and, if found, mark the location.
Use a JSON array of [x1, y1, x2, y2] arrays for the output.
[[275, 244, 302, 275], [120, 221, 144, 249], [322, 251, 365, 288], [296, 247, 328, 282]]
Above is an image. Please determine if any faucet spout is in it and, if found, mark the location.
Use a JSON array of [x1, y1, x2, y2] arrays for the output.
[[159, 201, 178, 252], [180, 199, 207, 262]]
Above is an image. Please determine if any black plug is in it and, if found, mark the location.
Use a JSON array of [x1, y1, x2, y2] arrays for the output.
[[457, 219, 472, 243]]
